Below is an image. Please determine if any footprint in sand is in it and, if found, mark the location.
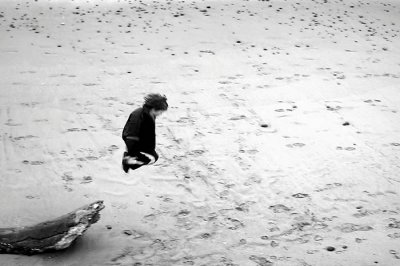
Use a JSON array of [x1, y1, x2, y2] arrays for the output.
[[188, 149, 206, 156], [364, 99, 382, 105], [389, 250, 400, 260], [20, 102, 40, 107], [175, 209, 191, 218], [122, 229, 144, 239], [270, 241, 279, 248], [65, 127, 88, 133], [286, 143, 306, 148], [235, 201, 255, 212], [110, 247, 135, 263], [13, 135, 38, 141], [225, 217, 244, 230], [336, 223, 373, 233], [292, 193, 310, 198], [387, 218, 400, 229], [355, 237, 367, 243], [307, 249, 320, 254], [326, 105, 342, 111], [5, 120, 22, 126], [80, 176, 93, 184], [150, 239, 171, 251], [82, 83, 99, 87], [62, 172, 74, 182], [25, 195, 40, 200], [142, 213, 160, 223], [388, 233, 400, 239], [353, 207, 375, 218], [249, 255, 273, 266], [198, 232, 212, 239], [22, 160, 44, 165], [269, 204, 292, 213], [229, 115, 247, 121], [77, 155, 99, 162], [107, 145, 119, 153], [315, 183, 342, 192], [336, 146, 356, 151]]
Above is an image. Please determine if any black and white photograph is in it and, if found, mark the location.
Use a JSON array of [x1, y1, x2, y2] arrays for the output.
[[1, 0, 400, 265]]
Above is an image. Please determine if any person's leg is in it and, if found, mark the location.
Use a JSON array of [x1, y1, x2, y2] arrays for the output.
[[122, 151, 135, 173], [122, 151, 129, 173], [128, 163, 144, 171], [152, 150, 159, 162], [124, 138, 139, 157], [122, 139, 145, 172], [137, 150, 158, 165]]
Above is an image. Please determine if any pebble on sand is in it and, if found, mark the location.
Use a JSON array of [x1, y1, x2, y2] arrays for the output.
[[326, 246, 336, 252], [123, 230, 132, 235]]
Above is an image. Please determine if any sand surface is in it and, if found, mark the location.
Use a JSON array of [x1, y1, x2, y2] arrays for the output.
[[1, 0, 400, 265]]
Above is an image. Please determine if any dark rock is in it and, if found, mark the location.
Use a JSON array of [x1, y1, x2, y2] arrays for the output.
[[326, 246, 335, 251]]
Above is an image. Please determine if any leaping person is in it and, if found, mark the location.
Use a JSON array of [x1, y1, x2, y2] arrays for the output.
[[122, 93, 168, 173]]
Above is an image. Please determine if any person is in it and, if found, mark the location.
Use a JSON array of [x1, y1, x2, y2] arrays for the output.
[[121, 93, 168, 173]]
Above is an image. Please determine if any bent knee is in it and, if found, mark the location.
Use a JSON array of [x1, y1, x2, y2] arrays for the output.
[[138, 152, 158, 164]]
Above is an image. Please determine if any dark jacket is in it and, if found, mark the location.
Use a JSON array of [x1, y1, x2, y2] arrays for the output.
[[122, 106, 156, 154]]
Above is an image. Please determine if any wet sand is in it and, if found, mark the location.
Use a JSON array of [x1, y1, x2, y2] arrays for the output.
[[1, 0, 400, 265]]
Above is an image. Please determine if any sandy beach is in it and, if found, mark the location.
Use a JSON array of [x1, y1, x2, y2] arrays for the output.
[[1, 0, 400, 265]]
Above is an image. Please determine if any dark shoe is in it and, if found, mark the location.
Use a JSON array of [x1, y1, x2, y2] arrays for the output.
[[122, 152, 129, 173], [129, 164, 143, 171]]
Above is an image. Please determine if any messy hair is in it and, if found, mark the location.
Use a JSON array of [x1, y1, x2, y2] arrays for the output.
[[143, 93, 168, 111]]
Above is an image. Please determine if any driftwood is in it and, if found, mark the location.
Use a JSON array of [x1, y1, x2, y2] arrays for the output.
[[0, 200, 104, 255]]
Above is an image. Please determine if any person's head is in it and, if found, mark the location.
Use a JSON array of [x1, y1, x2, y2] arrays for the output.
[[143, 93, 168, 117]]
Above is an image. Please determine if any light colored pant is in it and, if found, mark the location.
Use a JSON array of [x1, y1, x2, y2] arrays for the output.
[[124, 151, 156, 165]]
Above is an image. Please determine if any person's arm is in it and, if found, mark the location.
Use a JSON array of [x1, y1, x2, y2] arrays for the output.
[[123, 111, 143, 153]]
